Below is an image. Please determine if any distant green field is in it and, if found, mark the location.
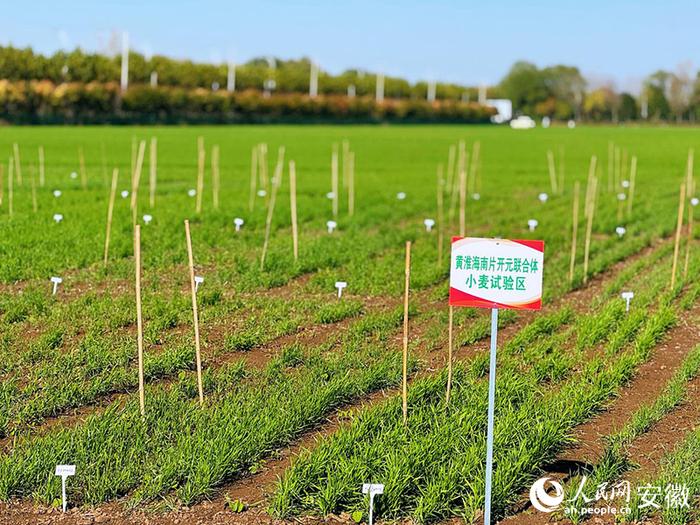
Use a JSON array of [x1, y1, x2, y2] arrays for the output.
[[0, 124, 698, 523]]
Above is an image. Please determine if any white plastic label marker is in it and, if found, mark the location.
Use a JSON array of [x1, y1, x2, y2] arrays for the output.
[[194, 276, 204, 292], [691, 197, 699, 207], [55, 464, 75, 512], [53, 213, 64, 223], [622, 179, 630, 188], [326, 220, 337, 233], [615, 226, 626, 238], [527, 219, 538, 232], [621, 291, 634, 312], [70, 171, 78, 180], [53, 190, 62, 198], [538, 192, 549, 203], [335, 281, 347, 298], [257, 189, 267, 197], [472, 193, 481, 201], [396, 192, 406, 200], [362, 483, 384, 525], [121, 190, 129, 198], [234, 218, 244, 231], [50, 276, 63, 295], [423, 218, 435, 232], [326, 191, 335, 200], [143, 214, 153, 225], [188, 189, 196, 197], [617, 192, 627, 201]]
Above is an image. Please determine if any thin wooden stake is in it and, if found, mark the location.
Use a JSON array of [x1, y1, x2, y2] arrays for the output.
[[584, 156, 597, 219], [459, 161, 467, 237], [12, 143, 21, 185], [402, 240, 411, 425], [469, 141, 480, 195], [331, 144, 339, 217], [569, 181, 580, 284], [449, 142, 465, 223], [607, 141, 614, 193], [289, 160, 299, 261], [686, 149, 695, 199], [627, 156, 637, 217], [348, 152, 355, 216], [342, 139, 350, 189], [437, 164, 444, 266], [546, 149, 558, 194], [134, 225, 145, 417], [38, 146, 45, 187], [583, 177, 598, 284], [8, 156, 13, 217], [78, 147, 87, 190], [249, 146, 258, 212], [446, 305, 453, 404], [195, 137, 205, 214], [259, 143, 269, 204], [184, 220, 205, 406], [130, 140, 146, 224], [671, 183, 686, 289], [104, 168, 119, 266], [149, 137, 157, 208], [212, 145, 220, 210], [131, 136, 137, 181], [260, 149, 285, 270], [683, 202, 694, 279]]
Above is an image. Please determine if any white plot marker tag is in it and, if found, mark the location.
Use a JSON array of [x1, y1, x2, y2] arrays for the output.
[[234, 218, 244, 231], [53, 213, 64, 223], [621, 291, 634, 312], [423, 218, 435, 232], [617, 192, 627, 201], [691, 197, 699, 207], [326, 191, 335, 200], [538, 192, 549, 203], [335, 281, 347, 298], [622, 179, 630, 188], [188, 189, 197, 197], [326, 220, 337, 234], [527, 219, 538, 232], [53, 190, 62, 198], [194, 276, 204, 292], [120, 190, 129, 198], [50, 276, 63, 295], [615, 226, 626, 238], [55, 464, 75, 512], [70, 172, 78, 180], [362, 483, 384, 525], [472, 193, 481, 201], [257, 189, 267, 197], [143, 214, 153, 225], [396, 192, 406, 200]]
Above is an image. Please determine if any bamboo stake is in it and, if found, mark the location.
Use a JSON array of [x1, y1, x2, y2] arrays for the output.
[[342, 139, 350, 188], [260, 149, 284, 270], [149, 137, 157, 208], [130, 140, 146, 225], [331, 144, 339, 217], [212, 144, 220, 210], [686, 149, 695, 198], [402, 240, 411, 425], [184, 220, 205, 406], [259, 143, 268, 203], [104, 168, 119, 266], [569, 181, 580, 284], [348, 152, 355, 216], [134, 225, 145, 417], [8, 156, 13, 217], [289, 160, 299, 261], [459, 162, 467, 237], [583, 177, 598, 284], [546, 149, 558, 194], [30, 167, 37, 213], [12, 143, 21, 185], [446, 305, 453, 405], [607, 141, 613, 193], [449, 142, 465, 222], [249, 146, 258, 212], [437, 164, 444, 266], [78, 147, 87, 190], [584, 156, 597, 219], [38, 146, 45, 187], [627, 156, 637, 217], [671, 183, 686, 289], [131, 136, 137, 181], [469, 141, 480, 195], [683, 202, 694, 279], [195, 136, 205, 214]]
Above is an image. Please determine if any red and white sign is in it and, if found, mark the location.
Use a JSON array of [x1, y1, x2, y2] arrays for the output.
[[449, 237, 544, 310]]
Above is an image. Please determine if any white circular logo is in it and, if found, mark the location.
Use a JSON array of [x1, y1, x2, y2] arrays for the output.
[[529, 477, 564, 513]]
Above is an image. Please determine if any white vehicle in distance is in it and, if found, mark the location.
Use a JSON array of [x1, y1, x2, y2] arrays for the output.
[[510, 115, 536, 129]]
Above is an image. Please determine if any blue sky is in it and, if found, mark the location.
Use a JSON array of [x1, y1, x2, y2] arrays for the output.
[[4, 1, 699, 91]]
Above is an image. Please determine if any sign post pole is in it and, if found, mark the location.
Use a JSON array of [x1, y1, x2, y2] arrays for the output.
[[484, 306, 499, 525]]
